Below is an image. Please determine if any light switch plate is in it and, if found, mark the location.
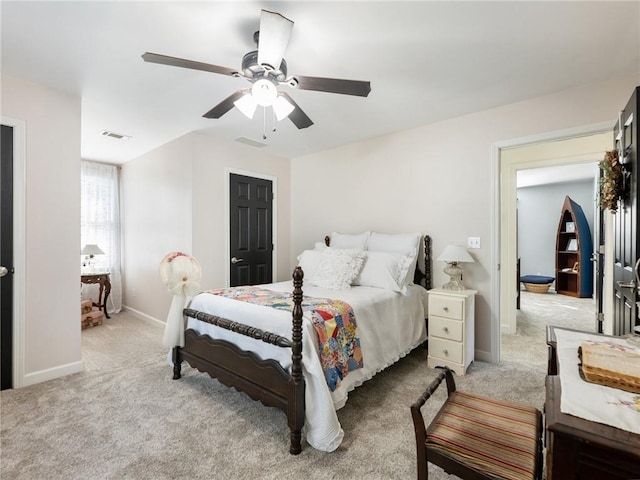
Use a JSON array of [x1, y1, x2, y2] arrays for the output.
[[467, 237, 481, 249]]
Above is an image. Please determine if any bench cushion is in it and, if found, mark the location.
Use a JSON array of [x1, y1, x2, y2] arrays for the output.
[[426, 391, 541, 480], [520, 275, 554, 285]]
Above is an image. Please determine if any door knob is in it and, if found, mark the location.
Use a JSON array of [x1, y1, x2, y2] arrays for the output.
[[0, 266, 7, 277], [231, 257, 244, 264], [617, 281, 635, 289]]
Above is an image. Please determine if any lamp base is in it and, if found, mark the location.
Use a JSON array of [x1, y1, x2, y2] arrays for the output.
[[442, 262, 466, 290]]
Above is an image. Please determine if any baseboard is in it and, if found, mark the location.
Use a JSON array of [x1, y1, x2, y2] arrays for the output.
[[122, 305, 165, 326], [22, 360, 84, 387], [474, 349, 492, 363], [501, 323, 516, 335]]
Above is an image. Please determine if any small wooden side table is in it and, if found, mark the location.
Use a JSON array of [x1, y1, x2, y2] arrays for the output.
[[427, 288, 477, 375], [81, 272, 111, 319]]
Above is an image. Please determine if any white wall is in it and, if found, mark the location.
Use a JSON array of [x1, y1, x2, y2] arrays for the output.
[[290, 74, 639, 359], [120, 134, 194, 322], [1, 74, 82, 385], [120, 132, 290, 322], [191, 133, 291, 289]]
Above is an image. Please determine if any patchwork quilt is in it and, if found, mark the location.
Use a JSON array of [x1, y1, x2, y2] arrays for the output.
[[204, 286, 363, 391]]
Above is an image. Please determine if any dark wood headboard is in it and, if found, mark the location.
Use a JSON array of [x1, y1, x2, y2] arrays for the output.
[[324, 234, 432, 291]]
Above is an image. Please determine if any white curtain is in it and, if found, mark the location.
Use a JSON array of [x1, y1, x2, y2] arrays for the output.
[[81, 161, 122, 313]]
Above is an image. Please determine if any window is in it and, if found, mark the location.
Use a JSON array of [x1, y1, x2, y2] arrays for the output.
[[81, 161, 122, 313]]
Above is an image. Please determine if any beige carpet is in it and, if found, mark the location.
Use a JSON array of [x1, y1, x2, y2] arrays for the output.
[[1, 292, 595, 479], [502, 289, 595, 367]]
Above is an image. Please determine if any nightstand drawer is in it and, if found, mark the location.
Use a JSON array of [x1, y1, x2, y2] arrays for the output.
[[428, 295, 463, 320], [428, 337, 463, 363], [429, 316, 463, 342]]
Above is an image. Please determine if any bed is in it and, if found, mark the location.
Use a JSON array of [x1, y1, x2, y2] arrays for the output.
[[172, 233, 432, 454]]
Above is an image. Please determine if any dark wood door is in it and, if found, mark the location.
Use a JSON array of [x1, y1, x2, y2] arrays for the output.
[[229, 173, 273, 287], [612, 87, 639, 335], [1, 125, 14, 390]]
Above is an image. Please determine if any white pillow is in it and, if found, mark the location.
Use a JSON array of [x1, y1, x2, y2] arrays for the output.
[[368, 232, 421, 284], [301, 249, 366, 290], [353, 250, 414, 293], [296, 250, 324, 282], [367, 232, 421, 254], [314, 241, 329, 251], [329, 231, 370, 250]]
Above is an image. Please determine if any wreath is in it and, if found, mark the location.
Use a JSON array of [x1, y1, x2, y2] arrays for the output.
[[599, 149, 623, 213]]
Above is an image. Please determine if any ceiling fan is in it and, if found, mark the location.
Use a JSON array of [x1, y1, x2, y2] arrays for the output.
[[142, 9, 371, 130]]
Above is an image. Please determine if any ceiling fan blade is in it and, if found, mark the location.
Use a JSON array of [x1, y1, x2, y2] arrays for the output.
[[142, 52, 238, 77], [280, 93, 313, 129], [257, 10, 294, 70], [292, 75, 371, 97], [203, 90, 248, 119]]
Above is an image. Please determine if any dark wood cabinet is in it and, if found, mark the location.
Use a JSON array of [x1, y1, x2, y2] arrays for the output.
[[545, 327, 640, 480], [555, 196, 593, 297]]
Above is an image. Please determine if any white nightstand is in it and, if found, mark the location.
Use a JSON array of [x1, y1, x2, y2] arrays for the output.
[[427, 288, 477, 375]]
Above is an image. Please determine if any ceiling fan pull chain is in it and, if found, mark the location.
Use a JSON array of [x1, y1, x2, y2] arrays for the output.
[[272, 107, 277, 133], [262, 106, 267, 140]]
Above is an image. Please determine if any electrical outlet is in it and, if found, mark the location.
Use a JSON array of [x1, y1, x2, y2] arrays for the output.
[[467, 237, 481, 249]]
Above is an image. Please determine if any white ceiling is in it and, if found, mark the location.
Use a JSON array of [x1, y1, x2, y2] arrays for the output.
[[517, 163, 598, 189], [2, 1, 639, 164]]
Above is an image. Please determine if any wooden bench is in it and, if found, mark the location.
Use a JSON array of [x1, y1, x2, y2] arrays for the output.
[[410, 367, 543, 480]]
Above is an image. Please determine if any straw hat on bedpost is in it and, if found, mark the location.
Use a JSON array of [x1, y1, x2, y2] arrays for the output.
[[159, 252, 202, 348]]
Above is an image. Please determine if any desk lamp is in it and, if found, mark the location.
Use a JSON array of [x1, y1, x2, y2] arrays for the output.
[[436, 245, 474, 290], [82, 244, 104, 271]]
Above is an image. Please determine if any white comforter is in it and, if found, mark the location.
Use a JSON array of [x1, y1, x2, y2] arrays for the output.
[[186, 281, 429, 452]]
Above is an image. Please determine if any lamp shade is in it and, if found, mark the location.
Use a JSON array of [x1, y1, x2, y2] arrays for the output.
[[233, 93, 258, 119], [251, 79, 278, 107], [273, 95, 294, 120], [436, 245, 474, 263], [81, 244, 105, 256]]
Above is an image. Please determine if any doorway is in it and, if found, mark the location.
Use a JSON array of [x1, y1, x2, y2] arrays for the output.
[[227, 170, 276, 287], [1, 117, 25, 389], [495, 123, 614, 361], [1, 125, 14, 390]]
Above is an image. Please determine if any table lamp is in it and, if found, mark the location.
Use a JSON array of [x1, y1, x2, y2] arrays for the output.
[[436, 245, 474, 290], [81, 244, 104, 271]]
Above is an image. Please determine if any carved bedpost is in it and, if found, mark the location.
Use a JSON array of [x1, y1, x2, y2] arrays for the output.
[[172, 346, 182, 380], [291, 266, 304, 383], [288, 266, 305, 454], [424, 235, 432, 290]]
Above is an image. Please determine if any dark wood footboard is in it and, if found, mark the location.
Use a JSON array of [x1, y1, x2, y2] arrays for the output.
[[176, 267, 305, 454]]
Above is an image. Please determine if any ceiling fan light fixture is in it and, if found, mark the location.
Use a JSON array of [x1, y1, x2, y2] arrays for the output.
[[273, 95, 295, 121], [233, 93, 257, 119], [251, 78, 278, 107]]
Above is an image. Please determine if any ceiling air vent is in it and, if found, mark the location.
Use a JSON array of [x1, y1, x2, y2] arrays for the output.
[[101, 130, 132, 140], [234, 137, 267, 148]]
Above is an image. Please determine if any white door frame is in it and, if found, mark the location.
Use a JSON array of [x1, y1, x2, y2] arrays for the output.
[[492, 120, 613, 362], [2, 116, 26, 388], [224, 168, 278, 287]]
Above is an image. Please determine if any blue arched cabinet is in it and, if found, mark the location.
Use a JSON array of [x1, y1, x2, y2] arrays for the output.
[[555, 196, 593, 297]]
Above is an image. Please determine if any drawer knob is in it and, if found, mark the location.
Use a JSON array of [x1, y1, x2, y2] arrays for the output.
[[443, 349, 449, 356], [443, 327, 449, 333], [443, 306, 449, 312]]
